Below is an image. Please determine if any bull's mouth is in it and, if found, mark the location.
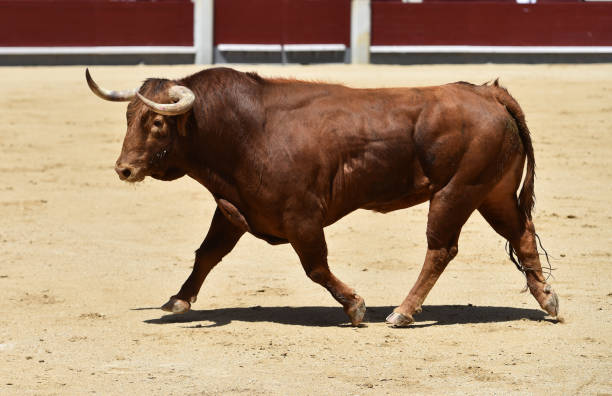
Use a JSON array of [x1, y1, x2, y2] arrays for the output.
[[115, 144, 183, 182], [123, 172, 146, 183], [151, 167, 185, 181], [116, 164, 183, 183]]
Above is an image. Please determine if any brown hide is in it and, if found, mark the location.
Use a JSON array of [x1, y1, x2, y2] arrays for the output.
[[164, 69, 492, 235], [166, 70, 528, 241], [96, 67, 558, 327]]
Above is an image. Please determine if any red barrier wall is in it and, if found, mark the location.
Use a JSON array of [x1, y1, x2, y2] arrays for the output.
[[372, 2, 612, 46], [0, 0, 193, 47], [214, 0, 351, 45]]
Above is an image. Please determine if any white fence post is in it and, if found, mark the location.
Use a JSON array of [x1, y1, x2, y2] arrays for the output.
[[193, 0, 214, 64], [351, 0, 371, 64]]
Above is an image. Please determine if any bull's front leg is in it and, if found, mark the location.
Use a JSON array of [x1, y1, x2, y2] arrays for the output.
[[162, 207, 245, 314], [288, 225, 366, 326]]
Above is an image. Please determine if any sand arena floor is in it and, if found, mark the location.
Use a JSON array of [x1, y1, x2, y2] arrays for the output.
[[1, 64, 611, 395]]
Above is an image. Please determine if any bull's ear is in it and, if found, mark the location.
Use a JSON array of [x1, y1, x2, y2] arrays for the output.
[[176, 113, 190, 137]]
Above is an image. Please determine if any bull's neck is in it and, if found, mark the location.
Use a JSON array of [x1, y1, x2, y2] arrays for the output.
[[181, 74, 263, 203]]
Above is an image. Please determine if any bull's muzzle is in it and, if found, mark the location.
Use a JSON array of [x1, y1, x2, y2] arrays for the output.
[[115, 163, 144, 182]]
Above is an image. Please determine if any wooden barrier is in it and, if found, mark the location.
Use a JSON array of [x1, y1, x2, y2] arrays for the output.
[[1, 0, 611, 64], [371, 2, 612, 47], [0, 0, 193, 47], [213, 0, 351, 63], [214, 0, 351, 46]]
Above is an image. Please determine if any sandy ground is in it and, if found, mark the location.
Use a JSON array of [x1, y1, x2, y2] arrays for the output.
[[1, 63, 611, 395]]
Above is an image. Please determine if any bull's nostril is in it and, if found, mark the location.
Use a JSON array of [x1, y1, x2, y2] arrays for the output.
[[121, 168, 132, 178]]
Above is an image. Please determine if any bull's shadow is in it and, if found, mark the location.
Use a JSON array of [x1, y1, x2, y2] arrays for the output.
[[141, 304, 554, 328]]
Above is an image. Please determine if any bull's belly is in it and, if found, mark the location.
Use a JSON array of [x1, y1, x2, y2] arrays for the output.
[[360, 189, 431, 213], [242, 187, 431, 245], [251, 190, 431, 245], [234, 164, 433, 244], [323, 179, 432, 227]]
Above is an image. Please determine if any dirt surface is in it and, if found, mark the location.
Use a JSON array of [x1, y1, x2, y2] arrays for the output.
[[1, 64, 611, 395]]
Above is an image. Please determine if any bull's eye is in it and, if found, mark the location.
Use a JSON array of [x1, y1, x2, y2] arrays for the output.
[[153, 119, 163, 128]]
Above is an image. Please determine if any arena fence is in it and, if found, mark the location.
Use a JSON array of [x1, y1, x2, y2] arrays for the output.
[[213, 0, 351, 64], [0, 0, 611, 65], [370, 1, 612, 63]]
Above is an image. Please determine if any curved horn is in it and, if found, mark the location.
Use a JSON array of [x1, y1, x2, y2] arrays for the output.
[[136, 85, 195, 116], [85, 68, 136, 102]]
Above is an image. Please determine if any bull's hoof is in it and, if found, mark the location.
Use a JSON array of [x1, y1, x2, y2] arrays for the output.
[[161, 297, 191, 314], [346, 295, 366, 326], [542, 284, 560, 317], [386, 311, 414, 327]]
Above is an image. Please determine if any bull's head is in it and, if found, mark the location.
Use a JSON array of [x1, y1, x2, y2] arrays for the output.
[[85, 69, 195, 182]]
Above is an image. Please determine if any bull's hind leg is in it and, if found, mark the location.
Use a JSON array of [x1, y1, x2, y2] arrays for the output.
[[387, 187, 484, 327], [162, 208, 245, 314], [289, 227, 366, 326], [478, 194, 559, 317]]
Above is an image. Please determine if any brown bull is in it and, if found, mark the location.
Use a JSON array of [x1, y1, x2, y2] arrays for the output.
[[86, 67, 559, 327]]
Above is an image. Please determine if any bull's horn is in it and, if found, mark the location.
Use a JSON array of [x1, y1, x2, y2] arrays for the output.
[[137, 85, 195, 116], [85, 68, 136, 102]]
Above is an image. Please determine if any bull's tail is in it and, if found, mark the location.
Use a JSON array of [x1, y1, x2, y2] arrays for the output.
[[490, 79, 536, 219], [488, 81, 554, 281]]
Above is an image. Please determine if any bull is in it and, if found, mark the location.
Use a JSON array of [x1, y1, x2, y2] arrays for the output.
[[85, 67, 559, 327]]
